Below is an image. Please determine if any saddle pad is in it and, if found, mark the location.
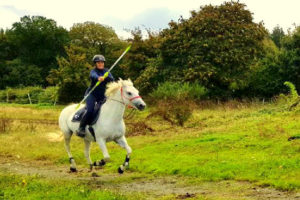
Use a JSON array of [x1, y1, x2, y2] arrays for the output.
[[71, 104, 101, 125]]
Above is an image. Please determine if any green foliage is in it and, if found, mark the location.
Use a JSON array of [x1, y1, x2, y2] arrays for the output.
[[0, 29, 17, 61], [0, 87, 43, 104], [121, 28, 161, 81], [47, 45, 92, 104], [7, 16, 70, 82], [279, 26, 300, 91], [150, 81, 207, 101], [150, 99, 194, 126], [0, 59, 43, 89], [284, 81, 298, 101], [245, 39, 283, 97], [271, 25, 285, 48], [38, 86, 59, 105], [70, 21, 120, 54], [134, 58, 160, 94], [159, 2, 267, 97], [0, 86, 58, 105], [243, 26, 300, 98], [149, 82, 206, 126]]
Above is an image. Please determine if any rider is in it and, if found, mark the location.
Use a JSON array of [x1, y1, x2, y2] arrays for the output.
[[76, 55, 114, 138]]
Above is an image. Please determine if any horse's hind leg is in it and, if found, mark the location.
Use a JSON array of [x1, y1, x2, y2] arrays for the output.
[[93, 138, 110, 168], [64, 133, 77, 172], [84, 139, 93, 171], [115, 136, 132, 174]]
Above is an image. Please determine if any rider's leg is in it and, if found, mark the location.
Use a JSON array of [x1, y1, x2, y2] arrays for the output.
[[77, 95, 95, 137]]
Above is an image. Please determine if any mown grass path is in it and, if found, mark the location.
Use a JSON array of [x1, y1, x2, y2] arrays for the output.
[[0, 157, 299, 200]]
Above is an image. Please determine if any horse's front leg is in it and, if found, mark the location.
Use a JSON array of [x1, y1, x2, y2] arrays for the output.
[[94, 138, 110, 167], [115, 136, 132, 174]]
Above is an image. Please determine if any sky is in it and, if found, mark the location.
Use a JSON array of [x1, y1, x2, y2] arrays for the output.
[[0, 0, 299, 39]]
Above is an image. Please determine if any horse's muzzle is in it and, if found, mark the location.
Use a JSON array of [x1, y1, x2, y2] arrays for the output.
[[137, 103, 146, 111]]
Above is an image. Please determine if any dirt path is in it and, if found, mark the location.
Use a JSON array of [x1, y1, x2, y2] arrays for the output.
[[0, 158, 299, 200]]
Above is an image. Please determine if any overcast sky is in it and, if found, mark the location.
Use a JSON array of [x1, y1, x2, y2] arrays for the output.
[[0, 0, 299, 39]]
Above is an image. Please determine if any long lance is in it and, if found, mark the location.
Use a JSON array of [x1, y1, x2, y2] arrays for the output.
[[76, 45, 131, 110]]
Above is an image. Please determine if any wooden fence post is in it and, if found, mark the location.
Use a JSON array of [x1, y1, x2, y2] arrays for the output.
[[27, 93, 32, 104]]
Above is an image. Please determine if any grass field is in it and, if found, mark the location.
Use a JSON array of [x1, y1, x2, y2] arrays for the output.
[[0, 102, 299, 199]]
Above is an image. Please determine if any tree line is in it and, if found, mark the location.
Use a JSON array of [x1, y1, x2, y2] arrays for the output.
[[0, 1, 299, 103]]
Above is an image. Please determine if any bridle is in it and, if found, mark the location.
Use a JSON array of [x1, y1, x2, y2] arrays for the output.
[[120, 87, 141, 102], [107, 87, 142, 109]]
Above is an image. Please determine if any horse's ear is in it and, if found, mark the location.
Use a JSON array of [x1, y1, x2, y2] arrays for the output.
[[119, 78, 127, 86], [118, 78, 123, 85]]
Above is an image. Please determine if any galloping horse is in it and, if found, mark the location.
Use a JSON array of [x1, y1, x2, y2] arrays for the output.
[[58, 79, 146, 173]]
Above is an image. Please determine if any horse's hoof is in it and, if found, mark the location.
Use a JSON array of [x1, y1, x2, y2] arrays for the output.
[[93, 159, 106, 167], [70, 167, 77, 172], [91, 172, 100, 177], [118, 166, 124, 174]]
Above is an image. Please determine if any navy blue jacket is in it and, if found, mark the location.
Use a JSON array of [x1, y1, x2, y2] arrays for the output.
[[86, 68, 114, 101]]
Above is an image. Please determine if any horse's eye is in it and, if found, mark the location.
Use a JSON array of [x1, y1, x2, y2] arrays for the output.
[[127, 92, 132, 96]]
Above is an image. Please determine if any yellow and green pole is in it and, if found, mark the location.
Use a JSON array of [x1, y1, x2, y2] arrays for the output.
[[76, 45, 131, 109]]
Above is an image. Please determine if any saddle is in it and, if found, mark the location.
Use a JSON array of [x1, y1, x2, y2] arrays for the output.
[[71, 102, 102, 125]]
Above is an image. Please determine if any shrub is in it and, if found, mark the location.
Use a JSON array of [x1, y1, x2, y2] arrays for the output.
[[148, 99, 195, 126], [0, 86, 57, 104], [38, 86, 59, 105], [275, 81, 300, 111], [148, 82, 203, 126], [284, 81, 298, 102], [150, 81, 207, 101], [0, 90, 7, 102], [2, 87, 43, 104]]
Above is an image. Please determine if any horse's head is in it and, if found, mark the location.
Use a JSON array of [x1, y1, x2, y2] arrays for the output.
[[106, 79, 146, 111]]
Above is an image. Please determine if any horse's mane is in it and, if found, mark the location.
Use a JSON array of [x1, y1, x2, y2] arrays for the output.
[[105, 79, 133, 97]]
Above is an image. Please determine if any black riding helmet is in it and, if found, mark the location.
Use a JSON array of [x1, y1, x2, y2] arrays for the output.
[[92, 55, 106, 63]]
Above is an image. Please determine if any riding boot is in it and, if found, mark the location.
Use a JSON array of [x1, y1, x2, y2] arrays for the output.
[[76, 113, 89, 138]]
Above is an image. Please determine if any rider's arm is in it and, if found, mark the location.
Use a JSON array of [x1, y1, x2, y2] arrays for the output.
[[106, 72, 114, 82], [90, 69, 99, 81]]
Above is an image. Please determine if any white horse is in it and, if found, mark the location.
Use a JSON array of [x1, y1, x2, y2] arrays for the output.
[[58, 79, 146, 173]]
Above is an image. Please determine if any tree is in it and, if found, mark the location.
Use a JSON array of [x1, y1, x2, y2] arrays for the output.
[[121, 28, 161, 81], [8, 16, 70, 82], [0, 29, 17, 61], [246, 26, 300, 97], [271, 25, 285, 48], [47, 45, 92, 104], [0, 59, 43, 89], [245, 39, 283, 97], [159, 2, 267, 98], [279, 26, 300, 91]]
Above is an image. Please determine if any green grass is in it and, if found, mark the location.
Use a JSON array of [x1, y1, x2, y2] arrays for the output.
[[0, 101, 300, 192], [0, 173, 128, 200]]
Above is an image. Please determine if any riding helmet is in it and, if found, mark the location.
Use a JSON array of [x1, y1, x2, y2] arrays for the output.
[[92, 55, 106, 63]]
